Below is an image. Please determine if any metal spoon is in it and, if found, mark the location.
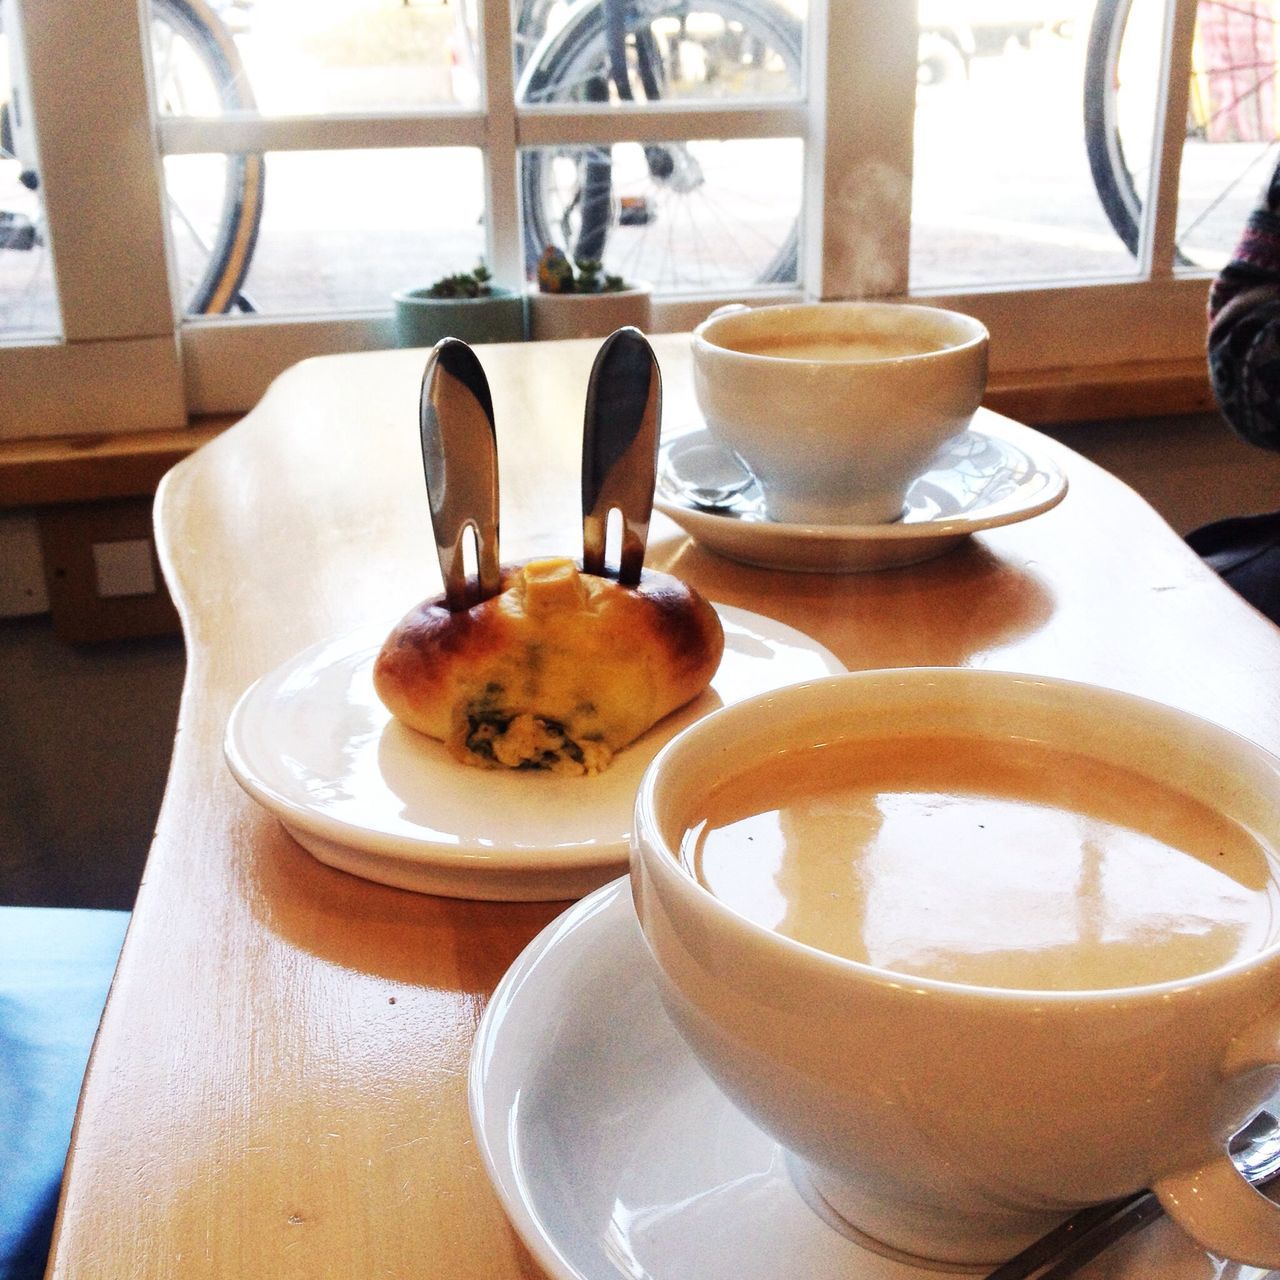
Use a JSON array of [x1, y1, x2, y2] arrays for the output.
[[581, 326, 661, 584], [419, 337, 501, 610], [670, 438, 757, 509], [986, 1110, 1280, 1280]]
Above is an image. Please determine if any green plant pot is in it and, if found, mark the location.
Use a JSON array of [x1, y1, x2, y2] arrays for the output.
[[392, 286, 528, 348]]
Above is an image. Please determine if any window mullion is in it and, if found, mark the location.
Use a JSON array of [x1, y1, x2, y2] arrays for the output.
[[160, 114, 490, 154], [1144, 0, 1198, 277], [815, 0, 916, 300], [479, 0, 522, 289], [0, 0, 184, 437], [20, 0, 176, 343], [517, 102, 806, 146]]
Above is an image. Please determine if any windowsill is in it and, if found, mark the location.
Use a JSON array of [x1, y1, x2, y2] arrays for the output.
[[985, 356, 1214, 426], [0, 358, 1213, 511], [0, 419, 234, 509]]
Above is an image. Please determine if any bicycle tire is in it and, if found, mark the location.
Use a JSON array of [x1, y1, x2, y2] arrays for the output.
[[517, 0, 802, 288], [1085, 0, 1280, 265], [1084, 0, 1143, 257], [152, 0, 264, 314]]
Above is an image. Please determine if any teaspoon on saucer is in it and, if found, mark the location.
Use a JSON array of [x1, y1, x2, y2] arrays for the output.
[[652, 422, 1069, 573], [659, 434, 759, 512]]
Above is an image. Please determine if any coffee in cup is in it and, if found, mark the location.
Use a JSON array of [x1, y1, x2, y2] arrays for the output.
[[631, 669, 1280, 1268], [691, 301, 988, 526], [685, 731, 1279, 992]]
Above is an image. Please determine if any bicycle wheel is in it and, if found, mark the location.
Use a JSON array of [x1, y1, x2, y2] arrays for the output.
[[1085, 0, 1280, 265], [151, 0, 264, 314], [517, 0, 803, 290]]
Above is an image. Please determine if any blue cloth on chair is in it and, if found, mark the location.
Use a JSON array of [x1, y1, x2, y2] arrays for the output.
[[0, 907, 129, 1280]]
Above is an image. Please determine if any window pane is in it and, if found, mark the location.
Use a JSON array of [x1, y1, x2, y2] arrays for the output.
[[0, 24, 59, 339], [911, 0, 1147, 290], [1176, 0, 1279, 270], [169, 147, 487, 317], [151, 0, 478, 117], [521, 138, 801, 292], [0, 144, 58, 339], [515, 0, 805, 106], [165, 151, 263, 315]]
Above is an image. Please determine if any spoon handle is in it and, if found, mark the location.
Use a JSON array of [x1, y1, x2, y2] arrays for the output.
[[581, 327, 661, 585], [419, 338, 501, 611], [986, 1110, 1280, 1280]]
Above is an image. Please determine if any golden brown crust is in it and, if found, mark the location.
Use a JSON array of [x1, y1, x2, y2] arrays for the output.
[[373, 558, 724, 773]]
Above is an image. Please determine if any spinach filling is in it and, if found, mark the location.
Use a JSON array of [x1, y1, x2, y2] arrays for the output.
[[464, 710, 585, 770]]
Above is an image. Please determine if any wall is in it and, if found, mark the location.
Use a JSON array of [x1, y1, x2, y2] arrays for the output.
[[1045, 410, 1280, 535], [0, 618, 184, 909]]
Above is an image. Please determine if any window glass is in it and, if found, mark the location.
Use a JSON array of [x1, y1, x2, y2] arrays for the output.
[[1087, 0, 1271, 274], [172, 146, 487, 317], [0, 20, 59, 339], [513, 0, 805, 105], [153, 0, 478, 118], [911, 0, 1153, 290], [1175, 0, 1279, 270], [521, 137, 802, 293], [165, 151, 263, 315], [0, 139, 57, 339]]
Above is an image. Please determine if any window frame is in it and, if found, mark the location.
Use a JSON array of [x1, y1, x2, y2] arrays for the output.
[[0, 0, 1216, 437]]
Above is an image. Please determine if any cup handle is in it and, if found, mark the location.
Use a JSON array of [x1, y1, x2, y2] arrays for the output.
[[704, 303, 749, 322], [1152, 1015, 1280, 1266], [1154, 1158, 1280, 1266]]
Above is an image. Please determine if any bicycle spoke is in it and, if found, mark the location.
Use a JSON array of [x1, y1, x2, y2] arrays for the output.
[[679, 194, 747, 285], [1087, 0, 1280, 266], [1195, 62, 1280, 135], [147, 0, 264, 314], [168, 192, 215, 258], [1207, 0, 1276, 23], [152, 26, 185, 113], [517, 0, 802, 288], [689, 184, 790, 274], [1180, 137, 1280, 241]]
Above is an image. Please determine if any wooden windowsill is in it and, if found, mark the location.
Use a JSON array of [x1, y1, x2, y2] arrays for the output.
[[0, 358, 1215, 512], [0, 417, 236, 509], [985, 356, 1214, 425]]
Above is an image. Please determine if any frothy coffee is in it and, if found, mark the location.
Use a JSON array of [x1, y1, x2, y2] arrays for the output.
[[727, 333, 945, 362], [680, 734, 1280, 991]]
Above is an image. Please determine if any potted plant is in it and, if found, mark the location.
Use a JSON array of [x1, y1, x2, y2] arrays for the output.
[[392, 261, 527, 348], [527, 246, 653, 341]]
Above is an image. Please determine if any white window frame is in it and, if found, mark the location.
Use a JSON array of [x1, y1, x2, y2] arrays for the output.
[[0, 0, 184, 437], [0, 0, 1214, 438]]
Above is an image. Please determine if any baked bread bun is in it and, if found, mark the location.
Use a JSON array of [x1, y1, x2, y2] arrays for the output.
[[374, 557, 724, 775]]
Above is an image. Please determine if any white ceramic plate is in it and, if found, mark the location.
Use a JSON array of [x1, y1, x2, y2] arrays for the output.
[[223, 605, 843, 901], [654, 416, 1067, 573], [470, 877, 1273, 1280]]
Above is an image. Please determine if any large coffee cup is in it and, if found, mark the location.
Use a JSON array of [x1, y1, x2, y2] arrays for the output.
[[691, 301, 988, 526], [630, 668, 1280, 1268]]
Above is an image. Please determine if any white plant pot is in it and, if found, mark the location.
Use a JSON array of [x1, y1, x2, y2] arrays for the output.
[[527, 284, 653, 341]]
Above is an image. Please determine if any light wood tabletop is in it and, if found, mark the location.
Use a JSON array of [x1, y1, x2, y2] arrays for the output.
[[47, 334, 1280, 1279]]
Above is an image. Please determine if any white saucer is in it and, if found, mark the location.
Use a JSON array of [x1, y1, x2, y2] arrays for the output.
[[223, 604, 843, 901], [654, 414, 1067, 573], [469, 878, 1269, 1280]]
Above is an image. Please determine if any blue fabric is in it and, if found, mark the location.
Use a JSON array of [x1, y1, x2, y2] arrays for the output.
[[0, 908, 129, 1280]]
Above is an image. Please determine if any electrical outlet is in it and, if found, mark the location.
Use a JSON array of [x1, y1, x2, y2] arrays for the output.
[[92, 538, 158, 598]]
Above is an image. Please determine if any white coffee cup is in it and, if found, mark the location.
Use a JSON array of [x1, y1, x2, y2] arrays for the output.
[[630, 668, 1280, 1269], [691, 301, 988, 526]]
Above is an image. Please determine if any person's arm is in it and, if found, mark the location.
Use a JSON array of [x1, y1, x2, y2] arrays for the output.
[[1207, 164, 1280, 452]]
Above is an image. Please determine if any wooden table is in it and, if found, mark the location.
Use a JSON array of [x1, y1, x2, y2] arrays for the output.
[[48, 335, 1280, 1278]]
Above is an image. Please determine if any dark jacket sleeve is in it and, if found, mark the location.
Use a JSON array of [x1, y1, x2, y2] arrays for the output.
[[1207, 165, 1280, 452]]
